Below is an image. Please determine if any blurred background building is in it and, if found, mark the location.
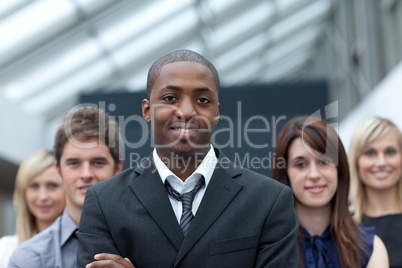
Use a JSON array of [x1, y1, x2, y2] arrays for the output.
[[1, 0, 402, 236]]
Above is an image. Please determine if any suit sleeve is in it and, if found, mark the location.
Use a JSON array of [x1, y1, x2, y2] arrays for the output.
[[76, 186, 120, 268], [254, 186, 299, 268]]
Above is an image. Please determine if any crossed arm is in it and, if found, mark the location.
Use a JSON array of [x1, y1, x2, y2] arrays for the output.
[[85, 253, 135, 268]]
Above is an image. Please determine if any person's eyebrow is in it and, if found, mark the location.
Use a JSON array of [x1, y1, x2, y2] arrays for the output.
[[65, 157, 79, 162], [194, 87, 213, 93], [64, 157, 109, 162], [164, 85, 181, 91], [92, 157, 109, 162], [163, 85, 213, 92], [290, 156, 305, 162]]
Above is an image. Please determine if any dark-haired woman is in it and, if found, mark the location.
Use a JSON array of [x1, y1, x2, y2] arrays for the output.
[[272, 116, 388, 268]]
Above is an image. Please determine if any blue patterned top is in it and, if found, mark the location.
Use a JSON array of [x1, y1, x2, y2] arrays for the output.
[[300, 226, 375, 268]]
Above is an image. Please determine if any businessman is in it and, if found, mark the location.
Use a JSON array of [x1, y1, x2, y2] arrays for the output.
[[9, 108, 123, 268], [78, 49, 299, 268]]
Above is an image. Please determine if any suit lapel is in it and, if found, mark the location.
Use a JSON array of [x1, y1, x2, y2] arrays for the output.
[[129, 158, 184, 251], [175, 151, 243, 265]]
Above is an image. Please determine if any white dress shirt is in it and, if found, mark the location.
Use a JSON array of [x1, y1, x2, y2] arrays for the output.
[[153, 145, 218, 223], [0, 234, 17, 268]]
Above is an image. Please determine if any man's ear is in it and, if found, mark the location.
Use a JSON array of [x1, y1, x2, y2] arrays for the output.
[[215, 103, 220, 125], [54, 161, 63, 182], [142, 99, 151, 123], [115, 160, 124, 174]]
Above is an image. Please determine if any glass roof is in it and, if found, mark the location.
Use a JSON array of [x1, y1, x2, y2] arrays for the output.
[[0, 0, 333, 119]]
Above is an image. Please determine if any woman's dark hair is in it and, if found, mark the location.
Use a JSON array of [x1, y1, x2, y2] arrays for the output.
[[272, 115, 365, 268]]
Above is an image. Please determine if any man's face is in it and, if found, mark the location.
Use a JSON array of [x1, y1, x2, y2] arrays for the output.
[[142, 61, 220, 159], [57, 138, 121, 212]]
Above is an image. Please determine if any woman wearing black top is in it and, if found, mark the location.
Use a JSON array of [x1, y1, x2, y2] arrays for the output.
[[349, 116, 402, 268]]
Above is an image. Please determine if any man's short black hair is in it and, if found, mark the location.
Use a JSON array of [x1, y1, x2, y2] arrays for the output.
[[146, 49, 220, 100]]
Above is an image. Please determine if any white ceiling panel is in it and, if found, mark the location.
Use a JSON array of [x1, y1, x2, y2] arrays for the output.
[[0, 0, 77, 67], [0, 0, 333, 118]]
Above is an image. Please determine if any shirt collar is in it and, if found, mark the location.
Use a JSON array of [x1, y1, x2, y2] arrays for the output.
[[153, 145, 217, 192], [300, 225, 331, 240], [60, 208, 78, 247]]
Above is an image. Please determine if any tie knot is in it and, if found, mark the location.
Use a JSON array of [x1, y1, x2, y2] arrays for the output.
[[165, 176, 205, 202], [165, 176, 205, 236]]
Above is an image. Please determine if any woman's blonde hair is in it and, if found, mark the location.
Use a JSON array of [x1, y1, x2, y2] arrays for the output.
[[13, 150, 57, 244], [348, 116, 402, 223]]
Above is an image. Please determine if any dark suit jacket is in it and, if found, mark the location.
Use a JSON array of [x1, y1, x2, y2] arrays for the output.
[[77, 149, 299, 267]]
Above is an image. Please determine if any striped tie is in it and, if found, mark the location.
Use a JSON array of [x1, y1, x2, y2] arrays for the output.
[[165, 176, 205, 235]]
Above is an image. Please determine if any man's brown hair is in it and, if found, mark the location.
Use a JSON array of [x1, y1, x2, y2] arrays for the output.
[[54, 107, 122, 167]]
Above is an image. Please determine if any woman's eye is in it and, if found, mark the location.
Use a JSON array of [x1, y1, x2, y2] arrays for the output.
[[29, 183, 39, 190], [295, 162, 306, 168], [385, 148, 397, 155], [321, 159, 331, 165], [363, 150, 375, 157], [48, 183, 59, 190]]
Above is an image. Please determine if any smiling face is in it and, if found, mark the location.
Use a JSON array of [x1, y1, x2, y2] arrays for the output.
[[358, 130, 402, 191], [142, 61, 220, 160], [25, 166, 65, 230], [287, 138, 338, 212], [57, 138, 122, 216]]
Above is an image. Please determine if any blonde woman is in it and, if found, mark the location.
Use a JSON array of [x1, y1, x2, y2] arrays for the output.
[[349, 116, 402, 268], [0, 150, 65, 268]]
